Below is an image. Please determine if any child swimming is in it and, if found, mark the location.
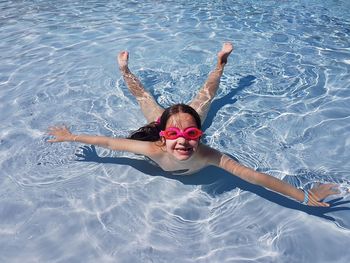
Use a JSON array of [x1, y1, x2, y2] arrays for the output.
[[48, 42, 339, 207]]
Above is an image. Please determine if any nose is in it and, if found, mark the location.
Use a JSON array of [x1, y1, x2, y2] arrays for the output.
[[177, 136, 188, 144]]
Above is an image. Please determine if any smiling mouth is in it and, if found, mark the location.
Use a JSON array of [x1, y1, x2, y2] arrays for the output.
[[175, 147, 193, 155]]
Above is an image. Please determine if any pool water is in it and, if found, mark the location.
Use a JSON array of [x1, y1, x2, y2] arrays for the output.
[[1, 0, 350, 262]]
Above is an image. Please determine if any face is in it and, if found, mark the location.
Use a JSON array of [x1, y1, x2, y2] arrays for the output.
[[162, 112, 201, 161]]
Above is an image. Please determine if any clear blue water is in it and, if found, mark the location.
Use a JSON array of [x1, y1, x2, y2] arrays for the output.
[[1, 0, 350, 262]]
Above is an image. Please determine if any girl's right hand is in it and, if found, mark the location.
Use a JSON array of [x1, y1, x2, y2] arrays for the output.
[[47, 126, 74, 142], [308, 183, 340, 207]]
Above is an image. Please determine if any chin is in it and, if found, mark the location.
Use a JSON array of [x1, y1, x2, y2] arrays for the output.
[[175, 155, 191, 161]]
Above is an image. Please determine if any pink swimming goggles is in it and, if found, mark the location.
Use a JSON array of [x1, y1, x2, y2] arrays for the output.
[[159, 127, 203, 140]]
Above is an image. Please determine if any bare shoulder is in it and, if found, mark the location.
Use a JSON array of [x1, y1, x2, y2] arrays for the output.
[[197, 144, 223, 165], [197, 144, 242, 171]]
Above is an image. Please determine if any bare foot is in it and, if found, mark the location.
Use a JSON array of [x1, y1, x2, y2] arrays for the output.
[[217, 42, 233, 68], [118, 51, 129, 70]]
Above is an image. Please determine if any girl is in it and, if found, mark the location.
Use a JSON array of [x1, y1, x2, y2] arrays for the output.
[[48, 43, 339, 207]]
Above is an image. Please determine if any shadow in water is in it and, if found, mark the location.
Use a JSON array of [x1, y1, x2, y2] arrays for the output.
[[202, 75, 256, 130], [76, 145, 350, 226]]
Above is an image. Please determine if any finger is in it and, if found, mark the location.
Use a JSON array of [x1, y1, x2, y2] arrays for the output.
[[47, 127, 56, 133], [322, 183, 338, 188], [47, 139, 58, 143], [308, 191, 323, 206], [308, 198, 320, 206], [47, 129, 59, 134], [323, 183, 340, 191], [308, 190, 331, 207], [316, 201, 330, 207], [308, 197, 329, 207], [330, 188, 341, 195], [309, 190, 319, 201], [324, 184, 341, 194], [48, 126, 61, 131], [47, 128, 61, 135]]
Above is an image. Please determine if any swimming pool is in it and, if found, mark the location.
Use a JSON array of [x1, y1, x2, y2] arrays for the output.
[[1, 0, 349, 262]]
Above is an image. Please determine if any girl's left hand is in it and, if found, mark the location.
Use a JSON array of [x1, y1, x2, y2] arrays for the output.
[[47, 126, 74, 142], [308, 183, 340, 207]]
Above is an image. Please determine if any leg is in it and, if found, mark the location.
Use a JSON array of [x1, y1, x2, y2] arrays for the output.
[[189, 42, 233, 123], [118, 51, 164, 123]]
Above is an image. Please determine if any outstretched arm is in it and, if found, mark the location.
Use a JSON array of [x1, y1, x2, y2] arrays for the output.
[[47, 126, 154, 156], [207, 148, 339, 207]]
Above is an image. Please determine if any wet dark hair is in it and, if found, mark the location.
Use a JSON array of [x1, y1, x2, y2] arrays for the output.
[[128, 103, 201, 141]]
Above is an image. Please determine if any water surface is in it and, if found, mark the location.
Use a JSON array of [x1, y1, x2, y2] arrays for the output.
[[1, 0, 350, 262]]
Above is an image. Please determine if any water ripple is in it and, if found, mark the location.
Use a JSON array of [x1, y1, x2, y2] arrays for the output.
[[1, 0, 350, 262]]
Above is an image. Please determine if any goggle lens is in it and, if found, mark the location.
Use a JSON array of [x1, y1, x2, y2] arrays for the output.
[[160, 127, 203, 140]]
